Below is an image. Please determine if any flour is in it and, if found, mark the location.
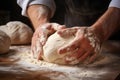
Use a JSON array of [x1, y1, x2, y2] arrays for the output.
[[16, 47, 119, 69], [18, 51, 110, 80], [3, 45, 118, 80], [16, 50, 58, 68]]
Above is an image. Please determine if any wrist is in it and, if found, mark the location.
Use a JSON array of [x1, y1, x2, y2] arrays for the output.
[[89, 26, 105, 44], [91, 7, 120, 42], [27, 4, 51, 29], [84, 27, 101, 53]]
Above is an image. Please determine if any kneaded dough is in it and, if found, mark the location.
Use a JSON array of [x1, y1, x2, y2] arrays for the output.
[[0, 21, 33, 45], [0, 30, 11, 54], [42, 32, 75, 64]]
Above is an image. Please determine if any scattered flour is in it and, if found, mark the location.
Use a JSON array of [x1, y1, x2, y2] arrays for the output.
[[4, 45, 119, 80]]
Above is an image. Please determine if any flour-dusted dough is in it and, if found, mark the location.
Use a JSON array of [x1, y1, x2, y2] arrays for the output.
[[42, 32, 75, 64], [0, 30, 11, 54], [0, 21, 33, 45]]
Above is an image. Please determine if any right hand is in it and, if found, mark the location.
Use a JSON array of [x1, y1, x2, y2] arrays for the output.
[[31, 23, 65, 60], [57, 27, 101, 64]]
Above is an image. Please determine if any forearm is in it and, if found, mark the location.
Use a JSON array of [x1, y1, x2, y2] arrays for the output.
[[27, 4, 51, 30], [92, 7, 120, 42]]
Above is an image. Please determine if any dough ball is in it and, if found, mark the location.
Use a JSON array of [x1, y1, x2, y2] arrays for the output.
[[42, 32, 75, 65], [0, 21, 33, 45], [0, 30, 11, 54]]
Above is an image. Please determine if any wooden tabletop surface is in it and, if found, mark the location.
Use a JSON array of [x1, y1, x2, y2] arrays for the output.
[[0, 40, 120, 80]]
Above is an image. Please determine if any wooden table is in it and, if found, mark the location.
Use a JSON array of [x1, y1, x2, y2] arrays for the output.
[[0, 40, 120, 80]]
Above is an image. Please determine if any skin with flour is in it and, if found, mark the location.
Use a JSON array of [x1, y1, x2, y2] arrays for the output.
[[42, 27, 100, 65], [42, 30, 75, 64], [27, 4, 120, 64]]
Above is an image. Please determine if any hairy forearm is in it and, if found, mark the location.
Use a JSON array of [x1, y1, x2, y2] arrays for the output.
[[27, 4, 51, 30], [92, 7, 120, 42]]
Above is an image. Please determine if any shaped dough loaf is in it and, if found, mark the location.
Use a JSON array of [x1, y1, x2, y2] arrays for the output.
[[43, 32, 75, 64], [0, 30, 11, 54], [0, 21, 33, 45]]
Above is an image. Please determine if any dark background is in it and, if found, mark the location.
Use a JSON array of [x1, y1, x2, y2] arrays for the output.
[[0, 0, 119, 40], [0, 0, 33, 29]]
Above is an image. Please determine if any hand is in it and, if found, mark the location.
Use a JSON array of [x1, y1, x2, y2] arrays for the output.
[[57, 27, 101, 64], [31, 23, 65, 60]]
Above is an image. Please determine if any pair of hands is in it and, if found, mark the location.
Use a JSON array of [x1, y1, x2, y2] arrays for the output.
[[31, 23, 101, 64]]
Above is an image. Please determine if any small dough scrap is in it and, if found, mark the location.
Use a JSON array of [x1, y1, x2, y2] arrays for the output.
[[0, 30, 11, 54], [0, 21, 33, 45], [43, 32, 75, 64]]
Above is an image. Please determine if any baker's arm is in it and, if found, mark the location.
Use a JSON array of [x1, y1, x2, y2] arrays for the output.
[[27, 4, 51, 29], [92, 7, 120, 42], [92, 0, 120, 42], [17, 0, 56, 29]]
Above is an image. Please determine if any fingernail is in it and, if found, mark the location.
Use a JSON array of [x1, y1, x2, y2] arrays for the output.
[[58, 49, 63, 54], [67, 48, 70, 51], [58, 48, 70, 54], [57, 31, 62, 35]]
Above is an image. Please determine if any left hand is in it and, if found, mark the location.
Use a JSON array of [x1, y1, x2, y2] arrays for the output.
[[31, 23, 65, 60], [57, 27, 101, 64]]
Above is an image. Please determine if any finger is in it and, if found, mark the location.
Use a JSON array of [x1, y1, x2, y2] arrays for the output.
[[57, 28, 77, 37], [58, 42, 78, 54], [68, 59, 80, 65], [31, 36, 36, 54], [57, 29, 67, 37], [31, 35, 39, 47], [39, 25, 52, 45], [31, 46, 37, 59], [78, 48, 93, 63], [77, 48, 87, 59], [32, 47, 43, 60], [68, 48, 85, 60], [65, 48, 80, 62], [57, 25, 66, 30], [51, 23, 66, 31], [39, 34, 47, 45], [41, 23, 52, 29], [31, 39, 43, 60], [40, 23, 55, 35], [36, 41, 43, 60], [88, 52, 97, 64], [65, 48, 85, 64], [66, 48, 87, 64]]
